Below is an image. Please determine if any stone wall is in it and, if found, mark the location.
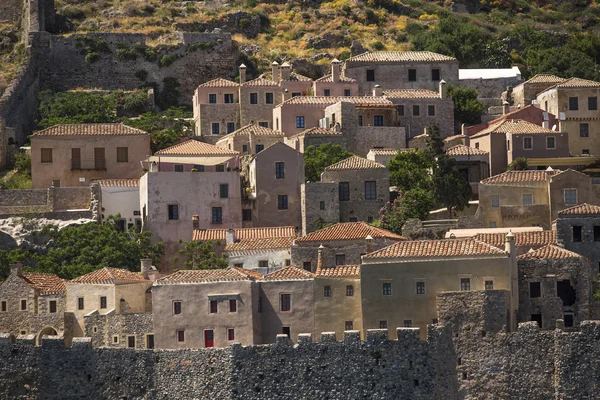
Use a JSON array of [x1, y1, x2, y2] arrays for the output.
[[85, 312, 153, 349], [51, 187, 91, 211], [460, 76, 523, 108], [0, 189, 47, 206], [0, 187, 91, 215], [0, 0, 22, 22]]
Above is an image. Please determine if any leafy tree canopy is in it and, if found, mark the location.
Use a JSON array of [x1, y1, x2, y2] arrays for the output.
[[175, 240, 228, 270], [447, 84, 485, 126], [37, 90, 118, 129], [379, 188, 437, 235], [432, 154, 472, 217], [304, 144, 354, 183], [124, 107, 192, 153], [507, 157, 528, 171], [387, 150, 433, 192]]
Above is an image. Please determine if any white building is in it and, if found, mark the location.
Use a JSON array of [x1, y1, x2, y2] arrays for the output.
[[98, 179, 141, 231]]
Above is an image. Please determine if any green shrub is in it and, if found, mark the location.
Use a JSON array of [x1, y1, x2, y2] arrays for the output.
[[14, 151, 31, 177], [246, 0, 257, 7], [37, 90, 118, 128], [159, 54, 177, 68], [144, 48, 158, 62], [84, 51, 99, 63], [123, 92, 149, 115], [116, 44, 138, 62], [371, 41, 385, 50]]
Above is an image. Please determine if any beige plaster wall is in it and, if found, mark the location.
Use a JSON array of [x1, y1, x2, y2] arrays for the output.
[[66, 283, 116, 337], [313, 277, 362, 338]]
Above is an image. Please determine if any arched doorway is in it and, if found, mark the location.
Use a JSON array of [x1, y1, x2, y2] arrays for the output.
[[36, 326, 58, 345]]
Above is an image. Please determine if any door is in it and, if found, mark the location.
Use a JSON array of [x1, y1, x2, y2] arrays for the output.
[[204, 330, 214, 348], [94, 148, 105, 170], [146, 334, 154, 349], [71, 148, 81, 169]]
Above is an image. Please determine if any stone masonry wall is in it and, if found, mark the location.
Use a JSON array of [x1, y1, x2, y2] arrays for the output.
[[51, 186, 91, 211], [0, 189, 47, 206], [85, 312, 153, 349], [0, 187, 91, 215]]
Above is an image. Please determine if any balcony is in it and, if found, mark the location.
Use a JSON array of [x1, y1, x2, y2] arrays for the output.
[[71, 158, 106, 171]]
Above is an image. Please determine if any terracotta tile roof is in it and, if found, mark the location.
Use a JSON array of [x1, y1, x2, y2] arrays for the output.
[[33, 124, 148, 137], [524, 74, 565, 84], [472, 119, 556, 138], [347, 51, 456, 63], [446, 144, 489, 156], [558, 203, 600, 216], [192, 226, 296, 242], [324, 155, 386, 171], [369, 148, 398, 156], [288, 72, 312, 82], [97, 179, 139, 187], [480, 170, 559, 185], [315, 74, 357, 83], [315, 265, 360, 278], [282, 96, 394, 107], [443, 134, 465, 143], [474, 230, 556, 249], [70, 268, 148, 285], [363, 238, 506, 259], [155, 139, 239, 156], [224, 237, 294, 252], [242, 77, 279, 87], [296, 222, 405, 243], [383, 89, 440, 99], [262, 266, 314, 281], [555, 77, 600, 89], [199, 78, 239, 88], [518, 244, 583, 260], [155, 267, 262, 284], [291, 127, 343, 138], [217, 124, 283, 139], [22, 273, 66, 295]]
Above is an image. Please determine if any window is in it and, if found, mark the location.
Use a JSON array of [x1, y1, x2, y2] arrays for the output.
[[319, 201, 325, 210], [523, 137, 533, 150], [205, 330, 214, 347], [112, 336, 119, 344], [173, 301, 182, 315], [569, 97, 578, 110], [278, 195, 288, 210], [583, 149, 590, 155], [408, 69, 417, 81], [383, 282, 392, 296], [416, 281, 425, 295], [346, 285, 354, 296], [335, 254, 345, 265], [460, 278, 471, 291], [41, 148, 53, 163], [373, 115, 384, 126], [259, 260, 268, 269], [573, 225, 583, 242], [177, 330, 185, 343], [282, 326, 291, 338], [344, 89, 351, 96], [404, 320, 413, 328], [255, 144, 264, 153], [1, 301, 5, 312], [491, 195, 500, 208], [379, 320, 387, 329], [303, 261, 311, 271], [431, 68, 440, 81], [219, 184, 229, 198], [358, 115, 363, 126], [146, 334, 154, 349], [285, 259, 291, 266], [546, 137, 556, 149], [594, 226, 600, 242], [242, 209, 252, 221], [174, 164, 184, 172], [224, 93, 233, 103], [296, 116, 305, 129], [211, 122, 220, 134], [349, 217, 357, 222], [215, 164, 225, 172], [168, 205, 179, 220], [339, 182, 350, 201], [210, 300, 218, 313], [523, 194, 533, 205], [127, 336, 135, 348], [292, 92, 301, 97], [265, 92, 274, 104], [580, 123, 589, 137], [324, 286, 332, 297], [280, 294, 291, 312], [564, 314, 574, 327], [324, 89, 331, 97], [209, 94, 217, 104], [250, 93, 258, 104], [49, 300, 57, 313], [212, 207, 223, 224], [365, 181, 377, 200], [228, 328, 235, 341], [564, 189, 577, 205], [229, 299, 237, 313], [78, 297, 84, 310], [227, 122, 236, 133], [258, 121, 269, 128], [474, 142, 479, 149], [242, 144, 248, 153], [275, 162, 285, 179], [100, 296, 107, 309], [485, 280, 494, 290], [366, 69, 375, 81], [413, 105, 420, 116], [398, 105, 405, 116], [529, 282, 541, 298], [589, 96, 598, 110], [194, 165, 205, 172], [345, 321, 353, 330], [507, 140, 510, 150], [117, 147, 128, 162]]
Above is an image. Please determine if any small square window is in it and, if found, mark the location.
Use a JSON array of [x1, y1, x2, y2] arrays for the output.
[[303, 261, 311, 271], [278, 195, 288, 210], [460, 278, 471, 291], [583, 149, 590, 155], [275, 162, 285, 179], [49, 300, 57, 313], [413, 105, 420, 116], [250, 93, 258, 104], [219, 184, 229, 198], [324, 286, 332, 297], [491, 195, 500, 208], [229, 299, 237, 313], [127, 336, 135, 348], [408, 69, 417, 81], [564, 314, 574, 327], [173, 301, 182, 315], [523, 137, 533, 150], [398, 105, 405, 116], [168, 204, 179, 220], [344, 89, 351, 96], [259, 260, 268, 269], [215, 164, 225, 172], [211, 123, 220, 135], [339, 182, 350, 201], [227, 122, 236, 133], [242, 209, 252, 221], [285, 259, 291, 266], [580, 123, 589, 138], [349, 217, 357, 222], [210, 300, 218, 313], [523, 194, 533, 205], [346, 285, 354, 296], [431, 69, 440, 81], [546, 137, 555, 149], [594, 226, 600, 242], [319, 201, 325, 210], [379, 320, 387, 329], [113, 336, 119, 344], [224, 93, 234, 104], [569, 97, 578, 110], [282, 326, 291, 337], [373, 115, 384, 126], [324, 89, 331, 97], [177, 330, 185, 343], [1, 300, 7, 312], [228, 328, 235, 341], [20, 299, 27, 311], [242, 144, 248, 153], [358, 115, 363, 126], [296, 116, 305, 129], [589, 97, 598, 111], [174, 164, 184, 172], [193, 165, 204, 172], [335, 254, 345, 265], [255, 144, 264, 153], [212, 207, 223, 223], [116, 147, 128, 163], [564, 189, 577, 205], [485, 280, 494, 290], [428, 105, 435, 116], [41, 148, 53, 163], [365, 181, 377, 200], [573, 225, 583, 242], [530, 282, 541, 298], [265, 92, 274, 104], [345, 321, 353, 330], [209, 94, 217, 104], [366, 69, 375, 81], [280, 294, 291, 312], [100, 296, 107, 309], [416, 281, 425, 294], [383, 282, 392, 296]]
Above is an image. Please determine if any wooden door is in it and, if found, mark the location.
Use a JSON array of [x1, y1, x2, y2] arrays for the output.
[[204, 330, 214, 348], [94, 147, 105, 170]]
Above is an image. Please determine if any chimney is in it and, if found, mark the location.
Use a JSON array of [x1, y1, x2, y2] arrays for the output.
[[280, 61, 291, 80], [10, 262, 22, 277], [439, 80, 446, 99], [283, 88, 291, 102], [317, 244, 325, 271], [140, 259, 159, 281], [372, 84, 382, 97], [140, 258, 152, 273], [239, 64, 247, 84], [365, 235, 374, 254], [192, 215, 199, 230], [271, 61, 280, 82], [249, 129, 256, 154], [505, 231, 518, 332], [502, 101, 510, 115], [331, 58, 341, 83], [226, 228, 237, 245]]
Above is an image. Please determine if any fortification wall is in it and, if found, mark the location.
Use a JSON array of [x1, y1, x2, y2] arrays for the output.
[[0, 186, 90, 215]]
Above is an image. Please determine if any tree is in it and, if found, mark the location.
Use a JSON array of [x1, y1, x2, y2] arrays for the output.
[[124, 107, 193, 153], [507, 157, 528, 171], [425, 124, 445, 159], [175, 240, 228, 270], [37, 90, 118, 128], [387, 150, 433, 192], [304, 144, 354, 182], [432, 155, 472, 217], [447, 84, 485, 126], [379, 189, 436, 234]]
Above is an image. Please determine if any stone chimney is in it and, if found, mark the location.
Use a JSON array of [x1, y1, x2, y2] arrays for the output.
[[331, 58, 341, 83], [372, 84, 382, 97], [239, 64, 247, 84], [140, 258, 152, 273], [502, 101, 510, 115], [505, 231, 519, 332], [10, 262, 22, 277], [192, 215, 199, 230], [365, 235, 374, 254], [226, 228, 237, 245], [439, 80, 446, 99], [140, 259, 159, 281], [272, 61, 280, 82], [249, 129, 256, 154], [317, 244, 325, 271], [280, 61, 291, 80]]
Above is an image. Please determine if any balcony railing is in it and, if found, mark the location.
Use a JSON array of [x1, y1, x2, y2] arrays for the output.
[[71, 158, 106, 170]]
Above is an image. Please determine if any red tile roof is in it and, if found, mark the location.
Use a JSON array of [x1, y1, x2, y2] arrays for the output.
[[296, 222, 405, 243], [199, 78, 239, 88], [224, 237, 294, 252], [192, 226, 296, 242], [314, 74, 357, 83], [383, 89, 441, 99], [155, 267, 262, 284], [368, 148, 399, 156], [97, 179, 139, 187], [446, 144, 489, 156], [262, 266, 314, 281], [155, 139, 239, 156], [364, 238, 506, 259], [69, 268, 148, 285], [558, 203, 600, 216], [555, 77, 600, 89], [33, 124, 148, 137], [282, 96, 394, 107], [324, 156, 386, 171], [518, 244, 583, 260], [217, 124, 283, 138], [480, 170, 559, 185], [242, 77, 279, 87], [472, 119, 557, 138], [347, 51, 456, 63], [291, 127, 343, 137], [524, 74, 565, 85], [315, 265, 360, 278], [22, 273, 66, 295], [474, 231, 556, 249]]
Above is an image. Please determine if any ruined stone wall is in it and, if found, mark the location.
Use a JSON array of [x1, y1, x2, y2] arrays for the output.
[[51, 186, 91, 211], [460, 76, 523, 108]]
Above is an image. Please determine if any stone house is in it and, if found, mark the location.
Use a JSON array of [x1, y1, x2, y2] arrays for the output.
[[517, 245, 591, 330], [276, 62, 313, 96], [30, 123, 150, 189], [313, 59, 359, 97], [465, 104, 558, 138], [446, 144, 490, 198], [342, 51, 459, 94], [97, 179, 140, 231], [556, 203, 600, 273], [192, 78, 240, 144], [215, 124, 284, 155], [477, 169, 599, 229], [244, 142, 304, 228], [469, 119, 569, 176], [192, 225, 297, 256], [509, 74, 565, 109], [150, 139, 239, 172], [366, 148, 398, 166], [284, 127, 345, 154], [224, 235, 294, 274], [239, 76, 281, 129], [291, 222, 406, 271], [536, 77, 600, 156], [474, 230, 557, 256], [360, 235, 518, 338], [0, 263, 69, 342]]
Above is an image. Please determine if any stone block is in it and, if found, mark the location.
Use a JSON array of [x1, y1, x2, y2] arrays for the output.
[[366, 329, 388, 344], [297, 333, 312, 346], [16, 334, 36, 345], [275, 334, 292, 347], [71, 337, 92, 349], [396, 327, 420, 342], [343, 330, 361, 344], [320, 332, 336, 343], [518, 321, 540, 332], [41, 335, 65, 348]]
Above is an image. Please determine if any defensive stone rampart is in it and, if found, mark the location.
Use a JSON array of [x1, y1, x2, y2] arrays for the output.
[[0, 186, 90, 216]]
